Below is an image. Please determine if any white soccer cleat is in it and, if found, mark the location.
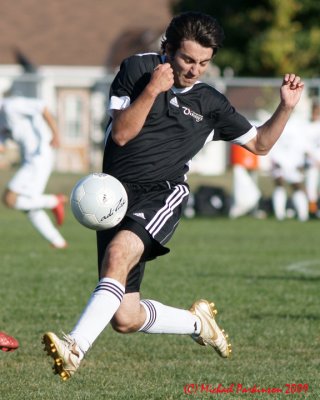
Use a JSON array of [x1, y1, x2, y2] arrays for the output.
[[189, 299, 232, 358], [42, 332, 81, 381]]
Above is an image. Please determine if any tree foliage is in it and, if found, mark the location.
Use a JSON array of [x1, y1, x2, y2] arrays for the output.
[[171, 0, 320, 77]]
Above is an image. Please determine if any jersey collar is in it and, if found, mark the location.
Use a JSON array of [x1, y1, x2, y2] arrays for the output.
[[171, 82, 201, 94]]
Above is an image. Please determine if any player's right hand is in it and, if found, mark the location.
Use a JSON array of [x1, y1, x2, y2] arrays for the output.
[[150, 63, 174, 94]]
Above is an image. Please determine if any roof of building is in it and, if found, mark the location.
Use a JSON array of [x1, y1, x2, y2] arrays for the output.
[[0, 0, 172, 69]]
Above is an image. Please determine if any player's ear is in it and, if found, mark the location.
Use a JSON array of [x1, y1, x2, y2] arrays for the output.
[[165, 44, 174, 61]]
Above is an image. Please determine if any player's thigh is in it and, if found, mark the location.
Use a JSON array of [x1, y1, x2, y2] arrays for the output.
[[8, 155, 53, 196], [283, 167, 304, 185], [101, 229, 145, 277], [8, 163, 39, 196]]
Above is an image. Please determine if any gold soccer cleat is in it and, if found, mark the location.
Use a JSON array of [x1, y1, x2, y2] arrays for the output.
[[42, 332, 81, 381], [189, 299, 232, 358]]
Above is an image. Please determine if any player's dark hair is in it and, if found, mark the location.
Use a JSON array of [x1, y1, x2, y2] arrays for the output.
[[161, 11, 225, 56]]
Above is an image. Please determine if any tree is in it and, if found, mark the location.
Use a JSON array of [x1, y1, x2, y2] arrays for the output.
[[172, 0, 320, 77]]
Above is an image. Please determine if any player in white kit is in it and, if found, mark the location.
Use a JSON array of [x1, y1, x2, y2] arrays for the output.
[[269, 118, 309, 221], [0, 95, 67, 248], [305, 104, 320, 217]]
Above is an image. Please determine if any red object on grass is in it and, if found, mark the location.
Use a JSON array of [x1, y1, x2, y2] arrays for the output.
[[52, 194, 67, 226], [0, 331, 19, 352]]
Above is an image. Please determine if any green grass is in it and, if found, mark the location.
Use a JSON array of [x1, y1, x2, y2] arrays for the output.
[[0, 172, 319, 399]]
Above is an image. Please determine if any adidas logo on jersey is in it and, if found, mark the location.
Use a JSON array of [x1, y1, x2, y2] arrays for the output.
[[170, 97, 179, 108], [133, 212, 146, 219]]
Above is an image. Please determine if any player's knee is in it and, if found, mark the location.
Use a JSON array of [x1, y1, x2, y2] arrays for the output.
[[111, 313, 140, 334], [292, 183, 302, 191], [2, 190, 16, 208]]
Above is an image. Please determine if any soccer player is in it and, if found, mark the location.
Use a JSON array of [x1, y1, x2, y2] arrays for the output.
[[0, 331, 19, 352], [269, 118, 310, 221], [0, 94, 68, 248], [43, 11, 304, 380], [305, 103, 320, 218]]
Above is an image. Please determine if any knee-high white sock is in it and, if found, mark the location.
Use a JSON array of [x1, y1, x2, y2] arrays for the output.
[[272, 186, 287, 220], [305, 167, 319, 203], [15, 194, 58, 210], [292, 190, 309, 221], [70, 278, 124, 354], [27, 210, 66, 247], [139, 300, 200, 335]]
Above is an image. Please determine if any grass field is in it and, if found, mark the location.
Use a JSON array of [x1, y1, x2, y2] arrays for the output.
[[0, 172, 319, 399]]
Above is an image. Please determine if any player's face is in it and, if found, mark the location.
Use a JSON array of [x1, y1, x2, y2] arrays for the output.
[[167, 40, 214, 88]]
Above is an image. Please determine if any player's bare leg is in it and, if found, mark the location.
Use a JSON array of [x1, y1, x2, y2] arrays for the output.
[[113, 294, 231, 358], [43, 230, 143, 380]]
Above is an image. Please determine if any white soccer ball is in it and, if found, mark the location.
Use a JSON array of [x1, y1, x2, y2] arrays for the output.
[[70, 173, 128, 230]]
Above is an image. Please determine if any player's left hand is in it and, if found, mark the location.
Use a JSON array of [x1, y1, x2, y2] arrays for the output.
[[280, 73, 304, 109]]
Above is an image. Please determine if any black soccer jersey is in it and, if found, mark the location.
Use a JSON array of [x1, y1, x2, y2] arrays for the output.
[[103, 53, 256, 184]]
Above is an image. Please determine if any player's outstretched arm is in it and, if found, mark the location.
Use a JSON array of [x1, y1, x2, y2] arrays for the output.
[[243, 73, 304, 156], [43, 107, 61, 148]]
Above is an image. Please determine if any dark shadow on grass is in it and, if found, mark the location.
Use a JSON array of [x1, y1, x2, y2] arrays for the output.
[[197, 272, 320, 282], [248, 274, 320, 282], [250, 313, 320, 321]]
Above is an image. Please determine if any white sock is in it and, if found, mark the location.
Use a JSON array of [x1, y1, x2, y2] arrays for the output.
[[139, 299, 200, 335], [70, 278, 125, 354], [272, 186, 287, 220], [292, 190, 309, 221], [305, 167, 319, 203], [15, 194, 58, 210], [27, 210, 67, 247]]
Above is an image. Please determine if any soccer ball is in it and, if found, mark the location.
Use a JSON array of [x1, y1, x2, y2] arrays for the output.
[[70, 173, 128, 230]]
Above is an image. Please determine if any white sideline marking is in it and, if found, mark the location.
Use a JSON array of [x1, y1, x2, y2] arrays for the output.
[[285, 260, 320, 276]]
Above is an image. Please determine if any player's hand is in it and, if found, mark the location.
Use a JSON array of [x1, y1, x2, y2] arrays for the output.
[[149, 63, 174, 95], [50, 135, 60, 148], [280, 73, 304, 109]]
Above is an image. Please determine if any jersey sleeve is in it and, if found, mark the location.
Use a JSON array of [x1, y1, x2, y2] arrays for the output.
[[109, 56, 146, 111], [108, 55, 151, 114], [210, 91, 256, 144]]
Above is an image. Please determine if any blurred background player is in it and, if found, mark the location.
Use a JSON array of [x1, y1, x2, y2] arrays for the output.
[[305, 103, 320, 218], [0, 93, 68, 248], [229, 141, 261, 218], [0, 331, 19, 352], [269, 117, 309, 222]]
